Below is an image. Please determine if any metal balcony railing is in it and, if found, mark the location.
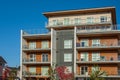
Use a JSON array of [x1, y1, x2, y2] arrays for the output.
[[22, 45, 50, 50], [77, 70, 120, 76], [22, 29, 50, 35], [76, 25, 117, 33], [76, 57, 120, 63], [46, 17, 111, 27], [22, 58, 50, 63], [22, 71, 49, 77], [76, 43, 120, 48]]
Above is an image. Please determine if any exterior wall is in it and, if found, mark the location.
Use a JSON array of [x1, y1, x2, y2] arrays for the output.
[[48, 13, 111, 25]]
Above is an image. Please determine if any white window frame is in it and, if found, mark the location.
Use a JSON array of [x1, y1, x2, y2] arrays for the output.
[[87, 17, 94, 23], [92, 52, 100, 61], [52, 20, 58, 26], [29, 42, 36, 49], [41, 41, 49, 49], [64, 18, 70, 25], [81, 52, 88, 61], [80, 66, 88, 75], [92, 39, 100, 46], [64, 40, 72, 49], [74, 18, 81, 24], [64, 53, 72, 62], [42, 54, 48, 62], [29, 67, 36, 73], [81, 39, 89, 47], [65, 66, 72, 73], [29, 54, 36, 62], [41, 66, 49, 75], [100, 16, 107, 23]]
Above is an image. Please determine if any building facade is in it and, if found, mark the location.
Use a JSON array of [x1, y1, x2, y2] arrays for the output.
[[0, 56, 7, 79], [20, 7, 120, 80]]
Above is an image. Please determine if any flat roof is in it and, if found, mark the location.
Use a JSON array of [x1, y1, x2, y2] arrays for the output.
[[43, 7, 116, 18]]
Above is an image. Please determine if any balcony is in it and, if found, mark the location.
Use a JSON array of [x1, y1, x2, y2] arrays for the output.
[[22, 71, 49, 77], [22, 59, 51, 65], [76, 43, 120, 51], [22, 45, 51, 52], [76, 57, 120, 64], [75, 70, 120, 78], [22, 29, 51, 40], [76, 25, 120, 37], [46, 17, 111, 28]]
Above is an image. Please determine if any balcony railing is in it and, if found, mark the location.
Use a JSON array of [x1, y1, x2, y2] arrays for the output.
[[22, 29, 50, 35], [22, 71, 49, 77], [22, 45, 51, 50], [76, 57, 120, 63], [76, 70, 120, 77], [76, 43, 120, 48], [76, 25, 117, 33], [46, 17, 111, 27], [22, 59, 50, 64]]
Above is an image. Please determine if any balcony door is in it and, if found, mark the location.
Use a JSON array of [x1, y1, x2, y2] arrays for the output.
[[80, 66, 88, 75], [29, 42, 36, 49], [81, 53, 88, 61], [29, 54, 36, 62], [92, 39, 100, 46], [41, 41, 49, 49], [41, 66, 49, 76], [92, 53, 100, 61], [42, 54, 48, 62]]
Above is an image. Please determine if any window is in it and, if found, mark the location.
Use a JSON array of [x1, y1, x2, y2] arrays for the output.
[[29, 67, 36, 73], [81, 39, 88, 47], [29, 54, 36, 62], [81, 52, 88, 61], [64, 18, 69, 25], [64, 40, 72, 49], [81, 66, 88, 75], [87, 17, 94, 23], [74, 18, 81, 24], [53, 20, 58, 25], [65, 66, 72, 73], [41, 66, 49, 75], [41, 41, 49, 49], [92, 66, 100, 72], [92, 53, 100, 61], [42, 54, 48, 62], [92, 39, 100, 46], [100, 56, 105, 61], [64, 53, 72, 62], [100, 16, 107, 23], [29, 42, 36, 49]]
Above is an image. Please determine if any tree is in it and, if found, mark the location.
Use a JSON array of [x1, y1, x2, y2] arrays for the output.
[[90, 66, 107, 80]]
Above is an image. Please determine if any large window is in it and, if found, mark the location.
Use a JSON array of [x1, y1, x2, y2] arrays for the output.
[[92, 39, 100, 46], [92, 53, 100, 61], [87, 17, 94, 23], [100, 16, 107, 23], [41, 41, 49, 49], [64, 53, 72, 62], [81, 39, 88, 47], [41, 66, 49, 75], [42, 54, 48, 62], [29, 54, 36, 62], [64, 40, 72, 49], [80, 66, 88, 75], [64, 18, 70, 25], [29, 42, 36, 49], [81, 52, 88, 61], [74, 18, 81, 24], [29, 67, 36, 73]]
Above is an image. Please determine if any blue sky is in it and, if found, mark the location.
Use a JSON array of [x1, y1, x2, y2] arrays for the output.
[[0, 0, 120, 67]]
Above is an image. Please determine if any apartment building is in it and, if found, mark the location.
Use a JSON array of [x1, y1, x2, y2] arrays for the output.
[[20, 7, 120, 80]]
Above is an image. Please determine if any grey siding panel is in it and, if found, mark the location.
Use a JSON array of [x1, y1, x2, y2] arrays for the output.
[[56, 30, 74, 72]]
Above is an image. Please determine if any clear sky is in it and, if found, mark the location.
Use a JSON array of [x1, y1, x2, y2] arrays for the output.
[[0, 0, 120, 67]]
